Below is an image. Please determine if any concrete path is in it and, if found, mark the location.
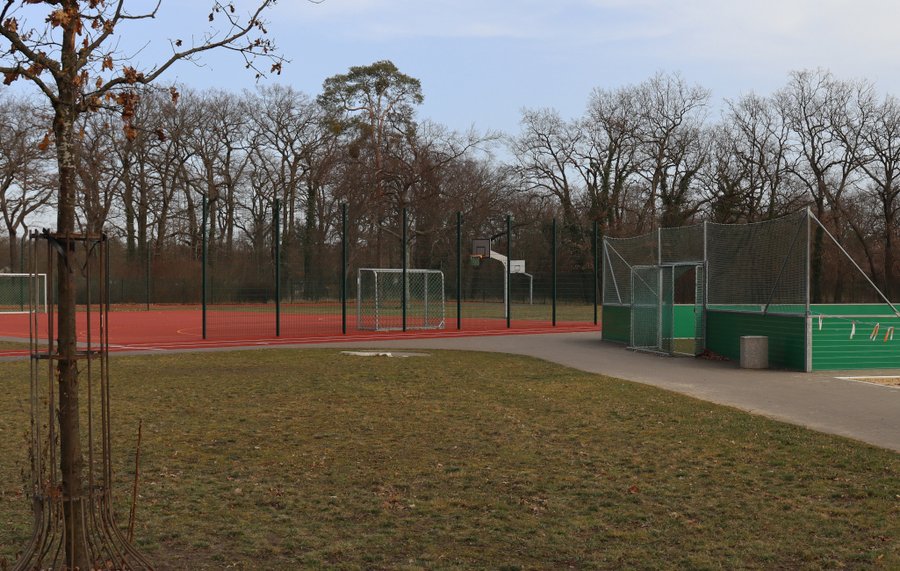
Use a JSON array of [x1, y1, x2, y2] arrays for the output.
[[295, 332, 900, 452]]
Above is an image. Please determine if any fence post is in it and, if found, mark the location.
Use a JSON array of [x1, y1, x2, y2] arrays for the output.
[[106, 233, 111, 312], [593, 220, 599, 326], [274, 198, 281, 337], [202, 194, 207, 340], [456, 211, 462, 330], [145, 247, 151, 311], [18, 236, 24, 311], [552, 218, 558, 327], [507, 214, 512, 328], [342, 203, 348, 335], [402, 207, 408, 332]]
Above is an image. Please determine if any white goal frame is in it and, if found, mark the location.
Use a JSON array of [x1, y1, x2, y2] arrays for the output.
[[0, 273, 48, 314], [357, 268, 445, 331]]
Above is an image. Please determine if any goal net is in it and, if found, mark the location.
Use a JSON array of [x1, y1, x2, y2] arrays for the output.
[[357, 268, 445, 331], [0, 273, 47, 314]]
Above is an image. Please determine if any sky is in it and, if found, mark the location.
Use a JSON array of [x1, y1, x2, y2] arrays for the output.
[[11, 0, 900, 136]]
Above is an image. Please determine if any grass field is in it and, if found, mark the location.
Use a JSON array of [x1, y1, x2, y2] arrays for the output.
[[0, 350, 897, 569]]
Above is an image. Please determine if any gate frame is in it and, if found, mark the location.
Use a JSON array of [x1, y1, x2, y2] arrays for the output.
[[629, 262, 705, 356]]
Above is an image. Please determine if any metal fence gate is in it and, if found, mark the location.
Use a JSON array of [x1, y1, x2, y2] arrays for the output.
[[630, 263, 705, 355]]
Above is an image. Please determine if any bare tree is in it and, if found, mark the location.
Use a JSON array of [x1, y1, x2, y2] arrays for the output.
[[852, 94, 900, 297], [776, 70, 868, 301], [0, 1, 283, 565], [704, 94, 801, 222], [635, 72, 710, 228], [247, 84, 339, 297], [581, 84, 642, 234], [0, 95, 53, 266], [74, 111, 120, 233], [509, 107, 591, 257]]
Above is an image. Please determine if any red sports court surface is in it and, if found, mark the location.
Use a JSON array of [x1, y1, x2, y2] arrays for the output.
[[0, 308, 599, 357]]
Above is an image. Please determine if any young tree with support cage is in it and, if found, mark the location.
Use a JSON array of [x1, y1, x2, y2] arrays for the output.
[[0, 1, 285, 568]]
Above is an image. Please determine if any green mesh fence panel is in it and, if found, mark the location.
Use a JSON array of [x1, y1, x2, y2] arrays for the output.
[[603, 231, 657, 306]]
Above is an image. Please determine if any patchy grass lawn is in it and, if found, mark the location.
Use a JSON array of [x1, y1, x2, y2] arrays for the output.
[[0, 339, 33, 351], [0, 349, 897, 569]]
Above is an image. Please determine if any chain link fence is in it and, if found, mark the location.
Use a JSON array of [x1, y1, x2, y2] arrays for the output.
[[3, 205, 600, 340]]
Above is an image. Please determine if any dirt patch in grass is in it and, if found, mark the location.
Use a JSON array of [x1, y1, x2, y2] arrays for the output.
[[0, 349, 897, 569]]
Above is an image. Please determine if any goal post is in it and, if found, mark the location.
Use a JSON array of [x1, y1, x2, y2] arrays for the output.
[[357, 268, 445, 331], [0, 273, 48, 314]]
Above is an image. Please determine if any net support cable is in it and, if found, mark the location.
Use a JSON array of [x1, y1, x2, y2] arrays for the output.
[[809, 211, 900, 318]]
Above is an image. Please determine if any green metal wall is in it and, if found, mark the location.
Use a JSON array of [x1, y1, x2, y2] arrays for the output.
[[673, 305, 698, 338], [602, 304, 695, 346], [602, 305, 631, 344], [706, 310, 807, 370], [811, 315, 900, 370]]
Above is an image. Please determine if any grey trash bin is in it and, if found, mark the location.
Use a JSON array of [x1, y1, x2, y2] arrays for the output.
[[740, 336, 769, 369]]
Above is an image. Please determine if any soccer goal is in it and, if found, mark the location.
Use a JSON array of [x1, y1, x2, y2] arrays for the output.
[[357, 268, 445, 331], [0, 273, 47, 314]]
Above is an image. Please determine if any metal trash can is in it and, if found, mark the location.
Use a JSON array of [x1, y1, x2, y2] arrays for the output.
[[740, 336, 769, 369]]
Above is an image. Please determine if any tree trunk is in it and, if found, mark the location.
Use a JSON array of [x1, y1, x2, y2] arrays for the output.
[[7, 229, 16, 272], [884, 212, 896, 300], [123, 158, 136, 260], [303, 185, 317, 299], [53, 100, 88, 570]]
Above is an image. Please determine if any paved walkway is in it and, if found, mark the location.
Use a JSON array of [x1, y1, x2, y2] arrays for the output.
[[297, 332, 900, 452]]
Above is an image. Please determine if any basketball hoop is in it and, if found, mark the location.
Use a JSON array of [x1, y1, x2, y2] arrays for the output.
[[469, 254, 483, 268]]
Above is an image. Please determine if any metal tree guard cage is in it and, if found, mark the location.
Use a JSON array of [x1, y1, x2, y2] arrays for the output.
[[16, 230, 152, 571]]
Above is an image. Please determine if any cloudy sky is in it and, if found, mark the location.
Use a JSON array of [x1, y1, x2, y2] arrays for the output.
[[22, 1, 900, 134]]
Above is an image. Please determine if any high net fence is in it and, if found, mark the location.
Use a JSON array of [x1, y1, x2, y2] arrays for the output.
[[706, 211, 809, 313]]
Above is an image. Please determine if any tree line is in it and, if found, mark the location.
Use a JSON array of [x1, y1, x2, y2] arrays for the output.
[[1, 64, 897, 299]]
